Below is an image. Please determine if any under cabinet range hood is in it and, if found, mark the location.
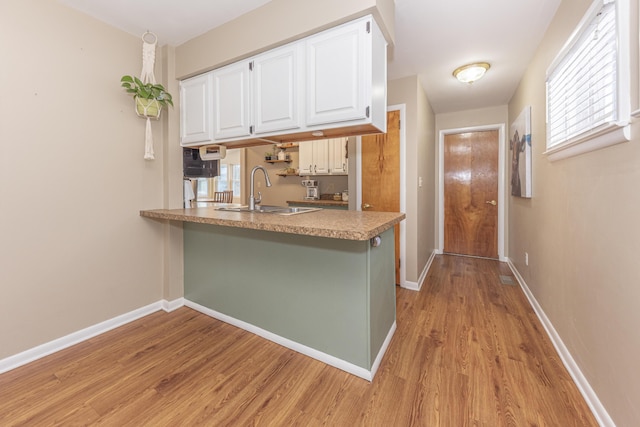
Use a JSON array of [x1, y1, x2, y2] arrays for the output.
[[183, 148, 219, 178], [179, 15, 387, 150]]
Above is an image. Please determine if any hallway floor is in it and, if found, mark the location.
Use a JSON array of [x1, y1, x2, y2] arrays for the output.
[[0, 255, 597, 425]]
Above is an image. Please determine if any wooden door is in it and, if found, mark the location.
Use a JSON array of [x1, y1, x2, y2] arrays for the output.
[[444, 130, 499, 258], [362, 110, 401, 284]]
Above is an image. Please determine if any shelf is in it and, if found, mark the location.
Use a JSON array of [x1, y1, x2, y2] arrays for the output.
[[265, 159, 291, 163], [276, 172, 300, 177], [276, 143, 299, 149]]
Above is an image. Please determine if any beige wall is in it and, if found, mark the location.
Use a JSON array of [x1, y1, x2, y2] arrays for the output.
[[508, 0, 640, 424], [0, 0, 169, 358], [436, 105, 509, 132], [416, 79, 436, 282], [388, 76, 436, 284], [176, 0, 395, 78]]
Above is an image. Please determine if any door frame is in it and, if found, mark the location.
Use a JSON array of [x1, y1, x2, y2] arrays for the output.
[[438, 124, 506, 261], [355, 104, 407, 286]]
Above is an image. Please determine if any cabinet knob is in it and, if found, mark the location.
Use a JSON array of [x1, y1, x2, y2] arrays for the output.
[[362, 203, 373, 210], [485, 200, 497, 206]]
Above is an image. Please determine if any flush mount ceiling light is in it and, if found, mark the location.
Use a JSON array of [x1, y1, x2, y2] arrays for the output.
[[453, 62, 491, 84]]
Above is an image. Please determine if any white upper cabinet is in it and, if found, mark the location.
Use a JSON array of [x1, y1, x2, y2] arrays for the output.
[[212, 61, 252, 140], [305, 15, 386, 134], [179, 15, 387, 147], [253, 42, 304, 134], [306, 19, 368, 126], [180, 73, 213, 146], [328, 137, 348, 175]]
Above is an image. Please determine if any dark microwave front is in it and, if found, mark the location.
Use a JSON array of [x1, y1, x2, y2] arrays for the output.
[[183, 148, 219, 178]]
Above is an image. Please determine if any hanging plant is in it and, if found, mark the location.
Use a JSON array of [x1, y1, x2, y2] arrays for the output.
[[120, 75, 173, 119]]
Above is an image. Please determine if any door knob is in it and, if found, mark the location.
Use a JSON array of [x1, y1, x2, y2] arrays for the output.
[[485, 200, 497, 206], [362, 203, 373, 209]]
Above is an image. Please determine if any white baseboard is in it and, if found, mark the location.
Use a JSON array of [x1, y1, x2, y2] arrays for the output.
[[402, 250, 437, 291], [1, 296, 392, 382], [0, 298, 185, 375], [184, 299, 394, 382], [506, 258, 615, 427], [370, 321, 396, 379], [162, 297, 186, 312]]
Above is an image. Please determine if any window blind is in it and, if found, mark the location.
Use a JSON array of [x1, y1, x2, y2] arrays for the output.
[[546, 1, 617, 148]]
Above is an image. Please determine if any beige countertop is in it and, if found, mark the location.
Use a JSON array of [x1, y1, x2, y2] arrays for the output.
[[140, 207, 404, 241]]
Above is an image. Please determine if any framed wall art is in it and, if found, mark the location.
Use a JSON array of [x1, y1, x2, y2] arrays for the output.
[[510, 106, 532, 198]]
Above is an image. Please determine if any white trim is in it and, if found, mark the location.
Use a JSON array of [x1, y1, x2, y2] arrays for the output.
[[545, 0, 631, 161], [438, 124, 506, 260], [356, 104, 407, 287], [184, 299, 395, 382], [0, 301, 172, 374], [162, 297, 186, 312], [396, 104, 407, 288], [369, 321, 397, 380], [402, 249, 436, 291], [506, 259, 615, 427], [544, 124, 630, 161], [0, 296, 393, 382]]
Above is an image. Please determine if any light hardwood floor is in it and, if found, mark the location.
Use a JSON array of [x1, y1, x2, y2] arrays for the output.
[[0, 255, 598, 426]]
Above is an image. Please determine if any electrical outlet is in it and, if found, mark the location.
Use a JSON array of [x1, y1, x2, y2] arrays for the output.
[[525, 252, 529, 266], [419, 177, 423, 187]]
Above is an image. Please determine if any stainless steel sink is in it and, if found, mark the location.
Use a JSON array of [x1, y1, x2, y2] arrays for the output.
[[216, 205, 321, 215]]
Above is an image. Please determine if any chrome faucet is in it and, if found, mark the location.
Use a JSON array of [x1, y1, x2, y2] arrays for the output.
[[249, 165, 272, 211]]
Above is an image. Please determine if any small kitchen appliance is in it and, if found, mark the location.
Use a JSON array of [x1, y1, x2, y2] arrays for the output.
[[301, 179, 319, 200]]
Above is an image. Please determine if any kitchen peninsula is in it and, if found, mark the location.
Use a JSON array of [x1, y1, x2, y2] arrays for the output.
[[141, 207, 404, 380]]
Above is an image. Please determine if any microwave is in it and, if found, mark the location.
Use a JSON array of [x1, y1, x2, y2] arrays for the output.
[[183, 148, 219, 178]]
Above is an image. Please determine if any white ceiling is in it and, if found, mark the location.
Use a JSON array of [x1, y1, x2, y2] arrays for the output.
[[58, 0, 560, 114]]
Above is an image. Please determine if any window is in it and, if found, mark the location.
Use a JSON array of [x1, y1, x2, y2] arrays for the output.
[[545, 0, 630, 161], [215, 163, 241, 197], [195, 149, 243, 203]]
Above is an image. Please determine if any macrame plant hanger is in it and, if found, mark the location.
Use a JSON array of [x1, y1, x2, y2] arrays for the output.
[[141, 31, 157, 160]]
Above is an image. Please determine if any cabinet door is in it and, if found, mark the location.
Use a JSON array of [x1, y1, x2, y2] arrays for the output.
[[298, 141, 314, 175], [306, 17, 369, 126], [253, 42, 303, 134], [180, 73, 213, 145], [329, 137, 348, 175], [312, 139, 330, 174], [298, 139, 330, 175], [213, 61, 252, 140]]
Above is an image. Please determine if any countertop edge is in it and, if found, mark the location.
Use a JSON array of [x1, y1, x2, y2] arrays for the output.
[[140, 209, 405, 241]]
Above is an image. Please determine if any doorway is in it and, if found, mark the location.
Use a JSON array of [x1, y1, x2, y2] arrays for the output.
[[438, 125, 505, 260], [360, 108, 404, 284]]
